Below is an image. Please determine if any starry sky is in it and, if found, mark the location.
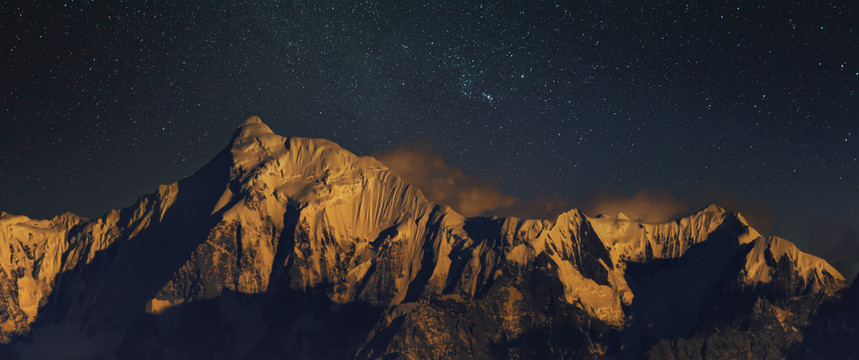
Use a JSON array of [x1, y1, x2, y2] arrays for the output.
[[2, 1, 857, 276]]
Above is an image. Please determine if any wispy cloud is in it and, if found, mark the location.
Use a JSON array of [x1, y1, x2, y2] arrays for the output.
[[582, 189, 688, 223], [374, 140, 568, 219], [373, 141, 515, 217]]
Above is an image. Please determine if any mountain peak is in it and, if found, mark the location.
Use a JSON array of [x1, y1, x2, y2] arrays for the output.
[[703, 203, 726, 213], [228, 116, 283, 173], [232, 116, 274, 142], [242, 115, 264, 126]]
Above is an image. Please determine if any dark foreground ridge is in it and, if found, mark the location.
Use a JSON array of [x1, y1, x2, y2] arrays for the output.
[[0, 117, 853, 359]]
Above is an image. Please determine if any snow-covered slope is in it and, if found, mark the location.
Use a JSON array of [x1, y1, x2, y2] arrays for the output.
[[149, 117, 441, 311], [588, 204, 844, 295], [0, 117, 849, 359], [587, 204, 846, 343], [0, 212, 81, 341], [742, 236, 845, 296], [588, 204, 761, 266]]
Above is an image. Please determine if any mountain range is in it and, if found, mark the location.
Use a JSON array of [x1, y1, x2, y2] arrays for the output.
[[0, 117, 855, 359]]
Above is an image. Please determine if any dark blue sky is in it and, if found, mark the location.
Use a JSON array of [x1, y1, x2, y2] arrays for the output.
[[1, 1, 857, 276]]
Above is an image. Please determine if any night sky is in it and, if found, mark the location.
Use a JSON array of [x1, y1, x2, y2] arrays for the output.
[[2, 1, 857, 276]]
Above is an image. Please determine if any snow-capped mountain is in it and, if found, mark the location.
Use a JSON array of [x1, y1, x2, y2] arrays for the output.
[[0, 117, 852, 359]]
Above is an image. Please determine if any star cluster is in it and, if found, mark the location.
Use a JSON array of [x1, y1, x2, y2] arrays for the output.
[[1, 1, 856, 272]]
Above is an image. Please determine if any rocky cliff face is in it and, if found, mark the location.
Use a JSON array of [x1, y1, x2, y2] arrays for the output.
[[0, 117, 852, 359]]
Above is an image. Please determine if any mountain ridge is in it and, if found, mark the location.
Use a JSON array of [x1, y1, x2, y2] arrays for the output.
[[0, 117, 852, 359]]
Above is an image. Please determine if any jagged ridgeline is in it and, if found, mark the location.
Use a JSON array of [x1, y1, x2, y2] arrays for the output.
[[0, 117, 854, 359]]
